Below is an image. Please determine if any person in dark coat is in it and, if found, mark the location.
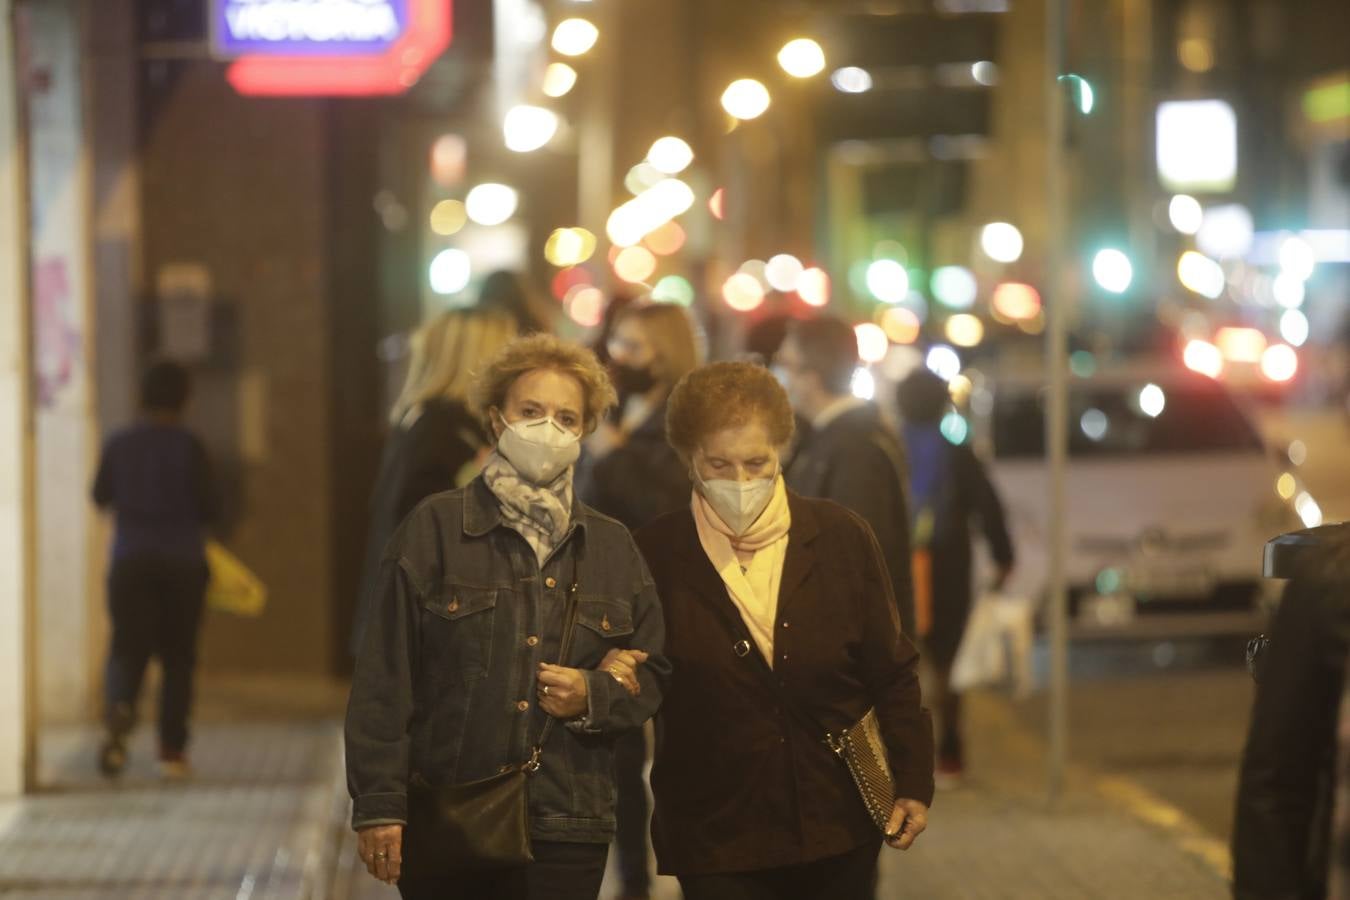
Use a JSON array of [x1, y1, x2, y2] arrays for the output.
[[777, 316, 917, 635], [577, 301, 701, 900], [634, 362, 933, 899], [1233, 526, 1350, 900], [353, 310, 518, 653], [896, 367, 1014, 783], [92, 360, 219, 778]]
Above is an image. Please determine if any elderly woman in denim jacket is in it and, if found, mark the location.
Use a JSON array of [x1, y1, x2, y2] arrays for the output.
[[346, 333, 670, 900]]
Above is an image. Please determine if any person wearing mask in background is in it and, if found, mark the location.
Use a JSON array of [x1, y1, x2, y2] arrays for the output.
[[92, 360, 219, 779], [635, 362, 933, 900], [353, 310, 518, 653], [895, 367, 1014, 785], [777, 316, 917, 635], [577, 301, 701, 900], [347, 333, 670, 900]]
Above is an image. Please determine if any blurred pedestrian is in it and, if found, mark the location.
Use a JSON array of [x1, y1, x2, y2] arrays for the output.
[[895, 367, 1014, 785], [1233, 526, 1350, 900], [577, 301, 700, 900], [353, 310, 518, 652], [478, 269, 550, 334], [635, 362, 934, 900], [777, 316, 917, 635], [92, 360, 218, 779], [346, 333, 670, 900]]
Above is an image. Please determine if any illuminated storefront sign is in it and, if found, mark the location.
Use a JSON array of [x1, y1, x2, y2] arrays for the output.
[[218, 0, 451, 96]]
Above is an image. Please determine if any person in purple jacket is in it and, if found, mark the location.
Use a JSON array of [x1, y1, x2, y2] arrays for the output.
[[92, 360, 219, 778]]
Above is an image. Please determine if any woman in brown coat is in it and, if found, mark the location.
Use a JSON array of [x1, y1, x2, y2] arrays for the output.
[[633, 362, 934, 900]]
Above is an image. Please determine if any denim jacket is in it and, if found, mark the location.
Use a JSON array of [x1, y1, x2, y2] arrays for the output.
[[345, 477, 670, 844]]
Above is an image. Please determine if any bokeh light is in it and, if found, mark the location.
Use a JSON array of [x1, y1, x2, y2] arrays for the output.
[[552, 18, 599, 56], [722, 273, 766, 311], [504, 105, 559, 153], [1182, 339, 1224, 378], [607, 178, 696, 246], [1261, 344, 1298, 383], [1216, 326, 1267, 363], [1276, 473, 1297, 500], [542, 62, 578, 98], [992, 282, 1041, 321], [778, 38, 826, 78], [708, 187, 726, 221], [831, 67, 872, 93], [945, 314, 985, 348], [566, 286, 605, 327], [721, 79, 771, 120], [544, 227, 597, 267], [879, 307, 921, 344], [940, 411, 970, 445], [551, 266, 592, 301], [429, 199, 467, 236], [1168, 194, 1203, 234], [1296, 492, 1323, 527], [854, 323, 890, 364], [971, 61, 998, 86], [1279, 234, 1316, 282], [850, 368, 876, 401], [865, 259, 910, 303], [765, 254, 805, 293], [465, 183, 518, 226], [1092, 249, 1133, 294], [980, 222, 1023, 263], [651, 274, 695, 306], [1139, 383, 1166, 418], [624, 163, 666, 196], [926, 345, 962, 381], [647, 136, 695, 175], [931, 266, 978, 309], [1196, 203, 1254, 259], [429, 249, 471, 295], [1176, 251, 1225, 299], [643, 221, 687, 256], [614, 246, 657, 284], [1280, 309, 1310, 347], [797, 267, 831, 307], [1080, 408, 1109, 441], [1272, 273, 1306, 308], [430, 134, 467, 187]]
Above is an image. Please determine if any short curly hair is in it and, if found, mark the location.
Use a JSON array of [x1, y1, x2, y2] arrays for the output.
[[666, 362, 796, 462], [472, 333, 618, 434]]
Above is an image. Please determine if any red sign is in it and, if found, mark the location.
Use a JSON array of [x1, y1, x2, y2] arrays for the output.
[[226, 0, 452, 97]]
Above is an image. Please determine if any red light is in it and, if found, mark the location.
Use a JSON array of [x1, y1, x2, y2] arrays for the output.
[[1215, 327, 1267, 363], [551, 267, 592, 301], [1260, 344, 1298, 382], [991, 282, 1041, 322], [226, 0, 452, 97], [1183, 339, 1224, 379]]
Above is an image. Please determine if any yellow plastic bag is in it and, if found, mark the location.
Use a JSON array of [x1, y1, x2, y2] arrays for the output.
[[205, 540, 267, 617]]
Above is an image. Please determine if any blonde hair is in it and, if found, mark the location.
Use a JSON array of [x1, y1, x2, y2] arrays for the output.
[[666, 362, 796, 463], [389, 310, 518, 426], [616, 303, 702, 388], [472, 333, 618, 435]]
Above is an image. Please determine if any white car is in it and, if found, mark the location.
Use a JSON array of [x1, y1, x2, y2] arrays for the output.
[[971, 361, 1298, 636]]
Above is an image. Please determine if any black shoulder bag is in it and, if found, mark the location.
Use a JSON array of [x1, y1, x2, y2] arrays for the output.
[[402, 578, 581, 875]]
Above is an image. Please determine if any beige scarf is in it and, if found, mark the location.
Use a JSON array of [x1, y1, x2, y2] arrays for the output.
[[692, 476, 792, 666], [482, 452, 572, 564]]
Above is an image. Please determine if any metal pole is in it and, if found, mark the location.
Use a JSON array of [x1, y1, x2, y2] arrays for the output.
[[1044, 0, 1070, 807]]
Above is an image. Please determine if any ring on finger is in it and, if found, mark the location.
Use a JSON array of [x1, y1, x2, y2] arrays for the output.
[[542, 685, 550, 697]]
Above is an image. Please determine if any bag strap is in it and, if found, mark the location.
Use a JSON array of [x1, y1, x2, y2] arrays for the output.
[[524, 556, 582, 774]]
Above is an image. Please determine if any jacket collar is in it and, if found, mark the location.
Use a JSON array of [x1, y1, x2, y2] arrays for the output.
[[463, 474, 591, 539]]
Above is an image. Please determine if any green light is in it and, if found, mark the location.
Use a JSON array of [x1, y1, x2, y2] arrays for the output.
[[651, 275, 694, 306], [1095, 568, 1122, 595], [1069, 351, 1097, 378], [1058, 73, 1094, 115], [1303, 79, 1350, 124], [940, 411, 969, 445]]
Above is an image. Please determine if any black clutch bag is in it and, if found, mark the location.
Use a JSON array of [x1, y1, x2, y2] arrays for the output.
[[401, 581, 580, 875]]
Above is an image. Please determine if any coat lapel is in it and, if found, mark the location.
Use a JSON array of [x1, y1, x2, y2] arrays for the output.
[[777, 491, 820, 611]]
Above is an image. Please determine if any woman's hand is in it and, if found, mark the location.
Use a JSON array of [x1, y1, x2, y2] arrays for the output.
[[357, 823, 404, 884], [599, 648, 649, 697], [537, 663, 589, 718], [884, 798, 929, 850]]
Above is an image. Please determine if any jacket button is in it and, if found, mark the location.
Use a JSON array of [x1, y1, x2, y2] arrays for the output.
[[517, 700, 530, 712], [447, 598, 459, 613], [781, 621, 790, 629], [526, 635, 539, 647], [601, 614, 612, 633], [545, 576, 558, 589]]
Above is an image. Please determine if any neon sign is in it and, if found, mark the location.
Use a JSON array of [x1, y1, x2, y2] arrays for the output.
[[221, 0, 452, 97]]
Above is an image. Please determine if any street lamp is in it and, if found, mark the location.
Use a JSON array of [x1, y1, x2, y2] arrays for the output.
[[721, 79, 771, 120]]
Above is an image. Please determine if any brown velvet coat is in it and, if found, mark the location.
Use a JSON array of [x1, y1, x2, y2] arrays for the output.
[[635, 492, 935, 877]]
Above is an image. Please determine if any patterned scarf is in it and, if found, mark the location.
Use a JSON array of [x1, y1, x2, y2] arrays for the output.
[[482, 451, 574, 564]]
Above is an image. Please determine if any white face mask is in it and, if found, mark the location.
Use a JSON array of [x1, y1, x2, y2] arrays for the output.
[[496, 415, 581, 485], [696, 468, 778, 536]]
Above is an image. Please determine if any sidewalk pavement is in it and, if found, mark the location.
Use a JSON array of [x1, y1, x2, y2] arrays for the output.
[[0, 677, 1232, 899]]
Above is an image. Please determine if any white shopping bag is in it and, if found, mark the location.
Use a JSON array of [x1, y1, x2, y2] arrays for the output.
[[949, 592, 1035, 697]]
